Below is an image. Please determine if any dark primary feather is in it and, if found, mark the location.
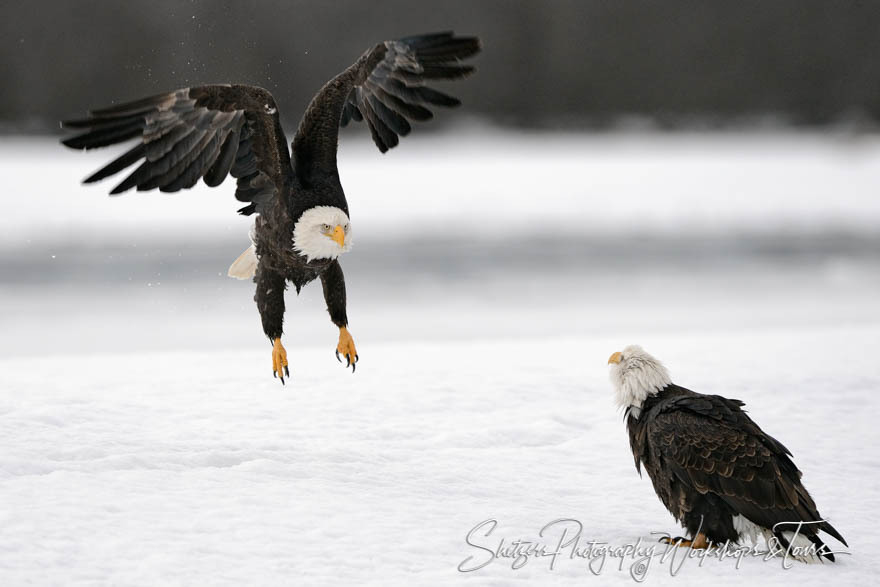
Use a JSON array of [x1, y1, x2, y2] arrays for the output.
[[639, 390, 847, 554], [61, 85, 291, 216], [292, 31, 480, 179], [347, 32, 479, 153], [62, 33, 480, 211]]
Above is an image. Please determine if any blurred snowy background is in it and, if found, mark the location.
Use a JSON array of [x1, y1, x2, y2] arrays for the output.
[[1, 130, 879, 357], [2, 1, 879, 585]]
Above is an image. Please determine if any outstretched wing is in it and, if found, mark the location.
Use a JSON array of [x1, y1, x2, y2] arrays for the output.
[[292, 32, 480, 181], [61, 85, 292, 216], [648, 395, 846, 546]]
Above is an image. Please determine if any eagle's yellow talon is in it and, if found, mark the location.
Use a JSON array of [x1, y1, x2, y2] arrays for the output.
[[272, 338, 288, 383], [336, 327, 358, 372], [661, 533, 709, 549]]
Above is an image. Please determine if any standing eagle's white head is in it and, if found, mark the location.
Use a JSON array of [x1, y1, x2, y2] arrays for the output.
[[608, 345, 672, 413], [292, 206, 354, 262]]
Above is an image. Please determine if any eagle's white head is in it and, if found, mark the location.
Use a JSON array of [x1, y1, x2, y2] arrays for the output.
[[292, 206, 354, 262], [608, 345, 672, 413]]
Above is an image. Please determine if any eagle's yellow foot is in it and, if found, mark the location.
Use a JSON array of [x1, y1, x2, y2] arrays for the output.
[[661, 533, 709, 549], [335, 327, 358, 373], [272, 338, 289, 384]]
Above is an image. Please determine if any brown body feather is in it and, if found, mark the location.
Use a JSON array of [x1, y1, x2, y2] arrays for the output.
[[628, 384, 846, 560]]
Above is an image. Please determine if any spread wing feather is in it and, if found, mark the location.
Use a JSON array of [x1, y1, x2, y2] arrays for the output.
[[648, 395, 846, 547], [61, 85, 291, 216], [342, 32, 479, 153], [292, 31, 480, 180]]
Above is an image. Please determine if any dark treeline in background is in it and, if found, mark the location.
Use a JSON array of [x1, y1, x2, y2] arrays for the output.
[[3, 0, 880, 132]]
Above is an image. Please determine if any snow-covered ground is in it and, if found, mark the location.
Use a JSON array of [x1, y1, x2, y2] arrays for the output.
[[0, 131, 878, 584]]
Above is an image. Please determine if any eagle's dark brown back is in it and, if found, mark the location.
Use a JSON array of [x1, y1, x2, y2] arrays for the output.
[[629, 385, 846, 548]]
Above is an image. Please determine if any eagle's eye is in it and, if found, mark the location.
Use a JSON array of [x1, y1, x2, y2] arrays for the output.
[[264, 104, 277, 115], [321, 223, 331, 232], [343, 224, 350, 233]]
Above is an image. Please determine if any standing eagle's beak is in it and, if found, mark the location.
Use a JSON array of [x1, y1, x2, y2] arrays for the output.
[[330, 225, 345, 247], [608, 351, 623, 364]]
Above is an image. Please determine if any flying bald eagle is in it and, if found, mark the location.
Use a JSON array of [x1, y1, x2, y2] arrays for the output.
[[61, 32, 480, 383], [608, 346, 847, 562]]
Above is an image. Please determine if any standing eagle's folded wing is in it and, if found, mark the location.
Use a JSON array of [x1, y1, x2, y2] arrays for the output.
[[292, 32, 480, 181], [61, 85, 292, 216], [648, 396, 847, 559]]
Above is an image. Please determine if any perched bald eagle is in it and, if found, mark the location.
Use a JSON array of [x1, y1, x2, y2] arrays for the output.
[[608, 346, 847, 562], [61, 32, 480, 383]]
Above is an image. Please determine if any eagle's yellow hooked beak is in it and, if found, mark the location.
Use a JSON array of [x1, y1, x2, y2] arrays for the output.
[[330, 225, 345, 247], [608, 351, 623, 364]]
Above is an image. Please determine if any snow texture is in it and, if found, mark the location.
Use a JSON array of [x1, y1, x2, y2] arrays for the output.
[[0, 132, 878, 585]]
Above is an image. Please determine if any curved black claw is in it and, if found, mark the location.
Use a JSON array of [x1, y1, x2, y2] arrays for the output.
[[335, 348, 357, 373], [284, 365, 290, 377]]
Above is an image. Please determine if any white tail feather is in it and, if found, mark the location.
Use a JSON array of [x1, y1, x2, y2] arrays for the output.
[[735, 516, 826, 564], [228, 245, 258, 280], [782, 530, 825, 564]]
